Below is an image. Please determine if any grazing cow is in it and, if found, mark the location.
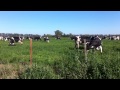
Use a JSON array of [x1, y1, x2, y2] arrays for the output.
[[19, 37, 24, 44], [116, 36, 120, 40], [26, 36, 33, 40], [9, 37, 15, 46], [109, 36, 120, 40], [34, 36, 42, 41], [28, 37, 32, 40], [26, 36, 29, 40], [46, 37, 50, 43], [4, 37, 11, 41], [0, 36, 4, 40], [86, 36, 102, 53], [112, 36, 117, 40], [55, 36, 61, 40], [12, 37, 23, 44], [19, 36, 24, 41], [44, 36, 50, 43], [43, 37, 46, 41]]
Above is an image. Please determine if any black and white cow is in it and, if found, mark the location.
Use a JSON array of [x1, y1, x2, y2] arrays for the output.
[[34, 36, 42, 41], [116, 36, 120, 40], [108, 36, 120, 40], [111, 36, 116, 40], [12, 37, 23, 44], [112, 36, 120, 40], [4, 37, 11, 41], [0, 36, 4, 40], [26, 36, 33, 40], [26, 36, 29, 40], [86, 36, 102, 53], [9, 37, 15, 46], [44, 36, 50, 43], [19, 36, 24, 41], [55, 36, 61, 40]]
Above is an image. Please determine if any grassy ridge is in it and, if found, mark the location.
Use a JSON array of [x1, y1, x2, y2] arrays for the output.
[[0, 38, 120, 79]]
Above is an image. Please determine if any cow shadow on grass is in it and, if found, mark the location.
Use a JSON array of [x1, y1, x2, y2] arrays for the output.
[[8, 44, 16, 46]]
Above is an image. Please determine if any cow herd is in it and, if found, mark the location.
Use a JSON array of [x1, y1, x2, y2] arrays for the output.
[[0, 35, 120, 54], [0, 36, 24, 46], [0, 36, 51, 46]]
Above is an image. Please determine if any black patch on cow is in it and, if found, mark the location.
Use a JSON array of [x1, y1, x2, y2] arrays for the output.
[[87, 37, 102, 50], [13, 37, 19, 42], [74, 36, 77, 41], [44, 37, 49, 41], [56, 37, 61, 40], [34, 37, 42, 41], [10, 39, 15, 43]]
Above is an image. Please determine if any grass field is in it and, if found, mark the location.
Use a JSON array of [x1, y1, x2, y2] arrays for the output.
[[0, 37, 120, 79]]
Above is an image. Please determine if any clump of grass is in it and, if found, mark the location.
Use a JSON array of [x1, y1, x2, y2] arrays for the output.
[[52, 50, 88, 79], [18, 64, 60, 79], [0, 63, 28, 79]]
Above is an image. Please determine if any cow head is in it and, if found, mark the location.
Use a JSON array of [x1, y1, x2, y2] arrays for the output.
[[75, 36, 81, 41]]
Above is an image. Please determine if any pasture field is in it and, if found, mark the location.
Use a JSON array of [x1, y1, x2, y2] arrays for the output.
[[0, 37, 120, 79]]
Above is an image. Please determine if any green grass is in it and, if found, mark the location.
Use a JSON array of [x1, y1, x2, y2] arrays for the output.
[[0, 38, 120, 79]]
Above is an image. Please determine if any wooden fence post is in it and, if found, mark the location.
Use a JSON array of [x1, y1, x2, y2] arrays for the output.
[[30, 38, 32, 66], [84, 39, 87, 61]]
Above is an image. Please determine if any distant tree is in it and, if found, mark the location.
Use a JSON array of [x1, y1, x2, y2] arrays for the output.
[[54, 30, 63, 37]]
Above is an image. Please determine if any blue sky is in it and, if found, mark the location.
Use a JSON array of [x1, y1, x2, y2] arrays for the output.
[[0, 11, 120, 35]]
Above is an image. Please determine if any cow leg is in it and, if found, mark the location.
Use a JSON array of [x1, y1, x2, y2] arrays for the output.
[[77, 42, 79, 49], [75, 44, 78, 49], [99, 45, 102, 53], [75, 42, 78, 49], [75, 41, 79, 49]]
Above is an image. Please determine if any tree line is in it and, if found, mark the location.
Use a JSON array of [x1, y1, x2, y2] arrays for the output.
[[0, 30, 119, 38]]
